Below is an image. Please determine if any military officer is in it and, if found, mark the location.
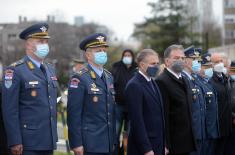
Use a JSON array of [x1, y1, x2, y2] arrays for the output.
[[67, 33, 116, 155], [2, 23, 58, 155], [182, 46, 207, 155], [196, 52, 219, 155]]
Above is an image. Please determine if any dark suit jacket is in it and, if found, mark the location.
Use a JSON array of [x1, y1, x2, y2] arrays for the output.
[[209, 73, 232, 137], [125, 72, 165, 155], [156, 69, 196, 154]]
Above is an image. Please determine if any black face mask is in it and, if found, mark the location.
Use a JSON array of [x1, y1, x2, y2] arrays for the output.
[[171, 60, 185, 73], [146, 65, 160, 77]]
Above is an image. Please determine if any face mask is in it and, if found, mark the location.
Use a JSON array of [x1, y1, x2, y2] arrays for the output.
[[231, 75, 235, 80], [122, 57, 132, 65], [94, 51, 107, 65], [171, 60, 185, 73], [213, 62, 224, 73], [34, 44, 49, 59], [146, 65, 160, 77], [204, 68, 213, 79], [192, 60, 201, 73], [223, 67, 227, 75]]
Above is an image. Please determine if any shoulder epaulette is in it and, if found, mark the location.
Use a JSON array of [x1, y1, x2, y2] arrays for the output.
[[10, 59, 24, 67], [77, 67, 89, 76]]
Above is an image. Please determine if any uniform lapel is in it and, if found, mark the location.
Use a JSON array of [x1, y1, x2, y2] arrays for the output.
[[87, 65, 107, 91], [25, 57, 46, 80], [43, 64, 51, 82], [165, 69, 183, 85], [137, 73, 159, 104]]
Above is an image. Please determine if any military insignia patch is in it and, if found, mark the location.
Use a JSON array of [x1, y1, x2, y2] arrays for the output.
[[31, 90, 37, 97], [90, 71, 96, 79], [4, 69, 14, 88], [5, 69, 14, 80], [70, 78, 80, 88], [93, 96, 98, 103], [27, 61, 34, 70]]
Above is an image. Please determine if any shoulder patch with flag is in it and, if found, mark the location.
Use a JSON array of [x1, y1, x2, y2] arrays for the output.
[[4, 69, 14, 88], [70, 78, 80, 88]]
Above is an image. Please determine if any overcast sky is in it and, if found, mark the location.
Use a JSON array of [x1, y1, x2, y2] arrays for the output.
[[0, 0, 222, 41]]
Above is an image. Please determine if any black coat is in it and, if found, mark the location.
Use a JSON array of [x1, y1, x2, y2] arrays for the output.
[[156, 69, 196, 154], [230, 79, 235, 119], [111, 61, 137, 104], [0, 81, 8, 154], [125, 72, 165, 155], [209, 73, 232, 137]]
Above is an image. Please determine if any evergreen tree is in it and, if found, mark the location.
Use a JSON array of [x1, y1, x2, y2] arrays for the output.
[[133, 0, 201, 56]]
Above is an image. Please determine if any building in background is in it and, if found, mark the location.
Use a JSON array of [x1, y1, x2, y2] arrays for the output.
[[222, 0, 235, 45], [186, 0, 214, 34]]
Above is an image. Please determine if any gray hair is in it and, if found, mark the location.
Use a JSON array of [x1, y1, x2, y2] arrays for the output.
[[164, 44, 184, 59], [136, 49, 158, 65]]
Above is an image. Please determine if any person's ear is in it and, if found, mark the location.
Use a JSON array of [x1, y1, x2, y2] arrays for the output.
[[164, 58, 170, 67]]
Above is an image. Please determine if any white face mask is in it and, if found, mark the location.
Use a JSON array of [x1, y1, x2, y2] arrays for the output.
[[223, 67, 227, 75], [122, 57, 132, 65], [213, 62, 224, 73]]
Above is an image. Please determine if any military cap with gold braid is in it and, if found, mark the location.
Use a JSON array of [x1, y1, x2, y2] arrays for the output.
[[19, 23, 50, 40], [79, 33, 109, 51], [201, 52, 212, 66], [184, 46, 202, 58]]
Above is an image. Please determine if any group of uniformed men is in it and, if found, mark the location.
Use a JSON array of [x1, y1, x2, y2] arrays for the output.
[[0, 22, 235, 155]]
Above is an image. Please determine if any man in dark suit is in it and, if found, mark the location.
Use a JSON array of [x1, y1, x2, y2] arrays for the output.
[[125, 49, 165, 155], [156, 45, 196, 155], [2, 23, 58, 155]]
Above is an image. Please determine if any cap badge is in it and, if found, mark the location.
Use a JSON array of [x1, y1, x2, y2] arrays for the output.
[[40, 26, 47, 32], [96, 36, 105, 42]]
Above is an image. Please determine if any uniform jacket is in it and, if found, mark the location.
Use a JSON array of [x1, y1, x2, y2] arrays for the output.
[[67, 64, 116, 153], [125, 72, 165, 155], [193, 75, 219, 139], [156, 69, 196, 154], [182, 72, 207, 141], [0, 81, 9, 154], [2, 56, 58, 150]]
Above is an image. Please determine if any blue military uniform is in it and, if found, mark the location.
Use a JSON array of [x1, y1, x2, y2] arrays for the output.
[[1, 23, 58, 154], [67, 33, 116, 155], [2, 56, 58, 150], [182, 46, 207, 155], [67, 65, 116, 153]]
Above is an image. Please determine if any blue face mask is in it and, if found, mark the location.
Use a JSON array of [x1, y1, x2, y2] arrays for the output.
[[122, 57, 132, 65], [146, 65, 160, 77], [231, 75, 235, 80], [35, 44, 49, 59], [94, 51, 107, 65], [204, 68, 213, 79], [192, 60, 201, 73]]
